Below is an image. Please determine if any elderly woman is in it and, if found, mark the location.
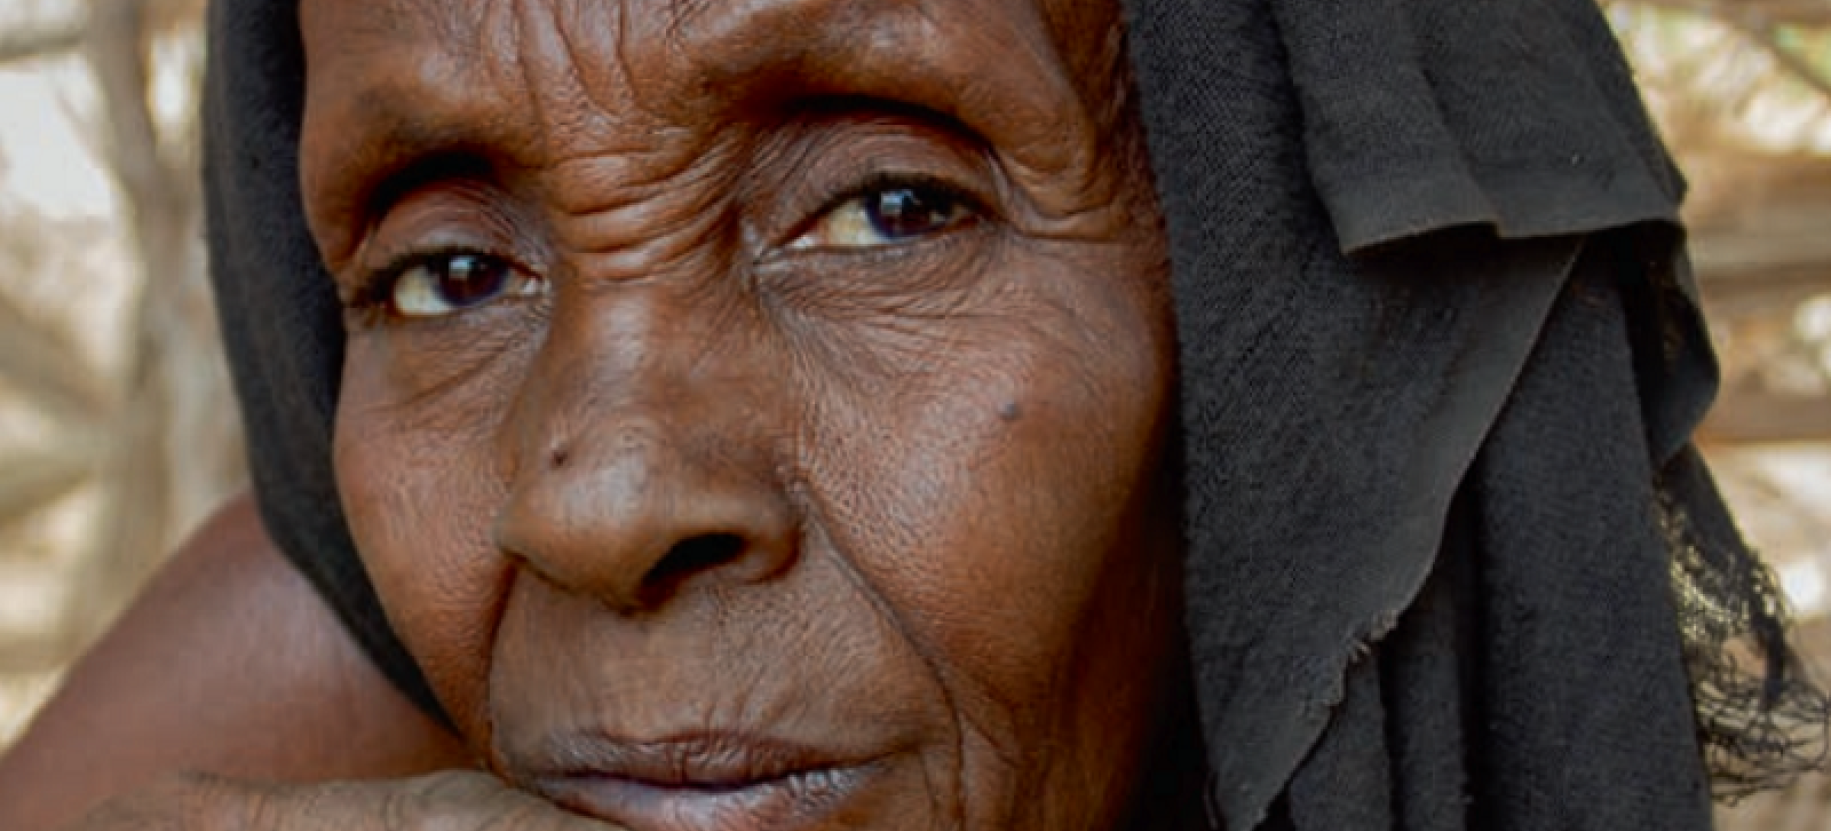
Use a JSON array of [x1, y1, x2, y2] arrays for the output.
[[1, 0, 1821, 828]]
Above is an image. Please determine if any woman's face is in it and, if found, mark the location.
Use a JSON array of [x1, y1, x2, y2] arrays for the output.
[[300, 0, 1187, 828]]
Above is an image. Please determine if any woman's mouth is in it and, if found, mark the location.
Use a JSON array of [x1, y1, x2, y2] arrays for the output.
[[522, 733, 882, 831]]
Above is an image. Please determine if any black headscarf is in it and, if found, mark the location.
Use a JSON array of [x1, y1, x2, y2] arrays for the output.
[[204, 0, 1828, 829]]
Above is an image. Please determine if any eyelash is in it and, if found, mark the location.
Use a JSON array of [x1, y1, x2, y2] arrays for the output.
[[343, 174, 987, 323], [344, 245, 535, 321], [788, 172, 985, 251]]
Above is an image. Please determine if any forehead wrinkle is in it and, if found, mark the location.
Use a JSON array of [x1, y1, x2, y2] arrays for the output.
[[547, 185, 727, 282], [542, 135, 732, 246], [537, 136, 739, 288], [662, 0, 1096, 184], [510, 0, 635, 159], [303, 0, 1117, 259], [493, 0, 733, 197]]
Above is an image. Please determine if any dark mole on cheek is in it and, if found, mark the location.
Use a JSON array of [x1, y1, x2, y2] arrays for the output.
[[998, 401, 1023, 423]]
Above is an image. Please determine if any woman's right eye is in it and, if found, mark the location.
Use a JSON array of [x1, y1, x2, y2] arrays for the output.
[[382, 252, 546, 319]]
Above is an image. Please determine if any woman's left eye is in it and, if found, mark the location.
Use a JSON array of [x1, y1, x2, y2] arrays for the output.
[[789, 184, 976, 251], [386, 252, 546, 319]]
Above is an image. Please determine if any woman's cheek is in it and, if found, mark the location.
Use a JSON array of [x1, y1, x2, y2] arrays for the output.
[[790, 270, 1173, 780], [334, 329, 525, 749]]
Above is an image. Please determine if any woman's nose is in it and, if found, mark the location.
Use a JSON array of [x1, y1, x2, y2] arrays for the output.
[[493, 416, 797, 612]]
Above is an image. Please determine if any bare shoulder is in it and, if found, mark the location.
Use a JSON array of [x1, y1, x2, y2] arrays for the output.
[[0, 491, 469, 831]]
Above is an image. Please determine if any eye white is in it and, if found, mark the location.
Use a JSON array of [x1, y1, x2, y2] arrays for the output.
[[788, 187, 970, 251], [390, 254, 545, 318]]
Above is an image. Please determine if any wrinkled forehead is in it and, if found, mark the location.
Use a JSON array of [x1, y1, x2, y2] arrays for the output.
[[299, 0, 1120, 134], [297, 0, 1132, 240], [299, 0, 1124, 84]]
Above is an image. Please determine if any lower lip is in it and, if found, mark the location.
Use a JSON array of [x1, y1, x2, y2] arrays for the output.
[[546, 764, 877, 831]]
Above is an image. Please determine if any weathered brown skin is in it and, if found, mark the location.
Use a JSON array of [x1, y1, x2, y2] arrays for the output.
[[6, 0, 1202, 828]]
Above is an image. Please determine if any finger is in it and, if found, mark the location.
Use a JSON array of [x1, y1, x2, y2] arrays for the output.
[[282, 770, 627, 831], [59, 773, 238, 831], [364, 770, 627, 831], [64, 771, 626, 831]]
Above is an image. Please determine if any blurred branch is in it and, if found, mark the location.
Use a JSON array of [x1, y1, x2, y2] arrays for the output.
[[1747, 0, 1831, 26], [85, 1, 183, 222], [1618, 0, 1831, 102], [1693, 231, 1831, 319], [0, 636, 73, 675], [0, 446, 98, 531], [0, 291, 109, 425], [1727, 16, 1831, 103], [1703, 388, 1831, 443], [1697, 266, 1831, 319], [1625, 0, 1831, 28], [0, 20, 84, 67]]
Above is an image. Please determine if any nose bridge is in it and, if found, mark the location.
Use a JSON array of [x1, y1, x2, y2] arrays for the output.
[[495, 290, 793, 611]]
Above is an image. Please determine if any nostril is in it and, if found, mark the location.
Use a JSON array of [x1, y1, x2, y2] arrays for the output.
[[636, 533, 747, 602]]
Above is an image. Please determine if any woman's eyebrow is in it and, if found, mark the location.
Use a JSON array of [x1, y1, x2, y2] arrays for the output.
[[301, 0, 1093, 249], [301, 79, 519, 261], [668, 0, 1090, 168]]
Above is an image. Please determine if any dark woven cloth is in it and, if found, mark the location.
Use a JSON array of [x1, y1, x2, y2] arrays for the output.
[[204, 0, 1826, 828]]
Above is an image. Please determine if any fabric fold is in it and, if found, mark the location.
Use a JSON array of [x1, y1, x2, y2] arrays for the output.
[[1266, 0, 1723, 463], [1267, 0, 1684, 253], [1455, 260, 1714, 830], [1123, 0, 1790, 828]]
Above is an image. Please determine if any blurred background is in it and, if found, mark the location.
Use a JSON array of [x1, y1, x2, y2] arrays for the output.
[[0, 0, 1828, 826]]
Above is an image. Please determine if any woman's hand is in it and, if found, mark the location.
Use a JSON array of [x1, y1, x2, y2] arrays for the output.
[[68, 770, 621, 831]]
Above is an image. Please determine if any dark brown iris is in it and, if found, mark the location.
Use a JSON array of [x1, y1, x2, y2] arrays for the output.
[[429, 254, 513, 308], [864, 188, 958, 241]]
